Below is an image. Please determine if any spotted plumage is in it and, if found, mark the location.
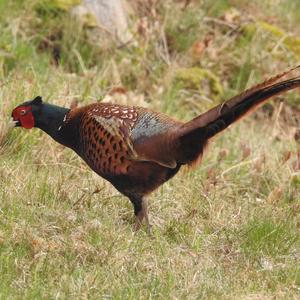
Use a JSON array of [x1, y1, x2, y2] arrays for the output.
[[79, 106, 136, 176], [11, 66, 300, 231]]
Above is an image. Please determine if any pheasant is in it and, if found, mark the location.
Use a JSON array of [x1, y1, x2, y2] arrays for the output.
[[11, 66, 300, 231]]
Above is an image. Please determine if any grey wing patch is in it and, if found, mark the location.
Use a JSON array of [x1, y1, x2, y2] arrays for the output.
[[92, 109, 178, 169], [131, 113, 179, 168]]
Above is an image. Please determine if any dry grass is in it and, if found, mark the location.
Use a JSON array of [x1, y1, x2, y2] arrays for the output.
[[0, 0, 300, 299]]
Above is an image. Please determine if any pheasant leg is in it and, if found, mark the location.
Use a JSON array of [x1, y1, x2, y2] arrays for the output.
[[132, 196, 151, 232]]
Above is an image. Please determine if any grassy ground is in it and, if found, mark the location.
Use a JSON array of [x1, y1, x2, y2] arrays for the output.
[[0, 0, 300, 299]]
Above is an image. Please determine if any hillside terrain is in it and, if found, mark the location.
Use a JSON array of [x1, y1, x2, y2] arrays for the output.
[[0, 0, 299, 298]]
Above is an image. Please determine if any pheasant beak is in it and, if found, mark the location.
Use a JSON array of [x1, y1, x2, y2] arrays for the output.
[[8, 118, 19, 129]]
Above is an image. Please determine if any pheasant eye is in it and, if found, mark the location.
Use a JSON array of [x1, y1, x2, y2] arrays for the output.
[[20, 109, 27, 116]]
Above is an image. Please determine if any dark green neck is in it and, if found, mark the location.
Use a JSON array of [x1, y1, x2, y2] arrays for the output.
[[33, 102, 81, 149], [34, 103, 68, 135]]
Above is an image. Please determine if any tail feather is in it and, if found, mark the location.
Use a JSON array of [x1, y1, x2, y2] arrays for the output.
[[203, 77, 300, 139], [176, 66, 300, 165]]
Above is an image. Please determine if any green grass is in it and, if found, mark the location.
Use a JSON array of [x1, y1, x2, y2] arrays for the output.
[[0, 0, 300, 299]]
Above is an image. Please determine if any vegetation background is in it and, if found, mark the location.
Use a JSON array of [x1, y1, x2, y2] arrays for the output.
[[0, 0, 299, 298]]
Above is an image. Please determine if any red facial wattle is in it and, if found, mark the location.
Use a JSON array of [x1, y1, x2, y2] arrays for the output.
[[12, 106, 35, 129]]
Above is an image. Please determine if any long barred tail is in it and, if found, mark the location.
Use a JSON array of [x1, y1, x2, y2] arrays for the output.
[[176, 66, 300, 165]]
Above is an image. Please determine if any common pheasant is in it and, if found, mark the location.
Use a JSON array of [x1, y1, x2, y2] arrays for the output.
[[11, 67, 300, 231]]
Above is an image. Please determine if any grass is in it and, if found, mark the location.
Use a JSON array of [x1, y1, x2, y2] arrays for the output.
[[0, 0, 300, 298]]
